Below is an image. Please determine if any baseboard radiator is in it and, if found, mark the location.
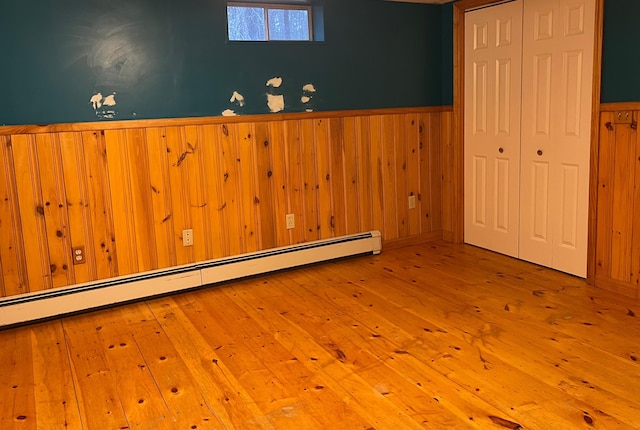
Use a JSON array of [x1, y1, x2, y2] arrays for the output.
[[0, 231, 381, 328]]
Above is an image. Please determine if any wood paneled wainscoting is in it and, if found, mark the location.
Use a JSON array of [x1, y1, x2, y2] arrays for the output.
[[595, 103, 640, 299], [0, 107, 453, 299]]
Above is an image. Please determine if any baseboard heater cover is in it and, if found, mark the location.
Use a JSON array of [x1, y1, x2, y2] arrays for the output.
[[0, 231, 381, 327]]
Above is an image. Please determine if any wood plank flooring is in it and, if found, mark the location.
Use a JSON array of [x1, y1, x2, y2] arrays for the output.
[[1, 241, 639, 429]]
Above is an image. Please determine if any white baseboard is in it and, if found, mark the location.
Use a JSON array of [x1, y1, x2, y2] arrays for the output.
[[0, 231, 381, 327]]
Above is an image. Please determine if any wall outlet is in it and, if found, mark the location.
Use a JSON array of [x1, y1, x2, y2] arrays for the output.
[[286, 213, 295, 230], [183, 229, 194, 246], [408, 195, 416, 209], [72, 247, 85, 264]]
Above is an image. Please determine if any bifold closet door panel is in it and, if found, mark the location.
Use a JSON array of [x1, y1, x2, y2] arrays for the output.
[[519, 0, 596, 277], [464, 0, 523, 258]]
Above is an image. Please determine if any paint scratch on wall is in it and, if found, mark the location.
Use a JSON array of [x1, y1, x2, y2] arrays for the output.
[[266, 77, 283, 88], [90, 93, 103, 109], [230, 91, 245, 106], [222, 90, 245, 116], [103, 94, 117, 106], [301, 83, 316, 112], [266, 77, 285, 113], [90, 92, 118, 119], [267, 94, 285, 113]]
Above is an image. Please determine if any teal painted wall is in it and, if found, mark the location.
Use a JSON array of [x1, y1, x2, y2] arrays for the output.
[[0, 0, 444, 126], [4, 0, 632, 126], [601, 0, 640, 103], [440, 3, 453, 106]]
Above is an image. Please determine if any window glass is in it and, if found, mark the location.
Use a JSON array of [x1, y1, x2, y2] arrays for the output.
[[227, 3, 313, 41], [227, 6, 267, 41], [268, 8, 310, 41]]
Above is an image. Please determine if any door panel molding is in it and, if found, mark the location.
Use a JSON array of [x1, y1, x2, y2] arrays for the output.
[[464, 0, 522, 258]]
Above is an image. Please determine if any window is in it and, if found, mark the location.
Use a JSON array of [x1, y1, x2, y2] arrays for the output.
[[227, 2, 314, 41]]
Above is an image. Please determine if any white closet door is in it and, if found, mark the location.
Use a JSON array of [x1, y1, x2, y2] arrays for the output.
[[519, 0, 595, 277], [464, 0, 523, 257]]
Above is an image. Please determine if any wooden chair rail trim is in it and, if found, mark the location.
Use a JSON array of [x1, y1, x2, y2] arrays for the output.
[[600, 102, 640, 112], [0, 106, 454, 135]]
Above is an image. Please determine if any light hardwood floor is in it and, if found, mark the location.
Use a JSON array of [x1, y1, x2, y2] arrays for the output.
[[1, 241, 639, 429]]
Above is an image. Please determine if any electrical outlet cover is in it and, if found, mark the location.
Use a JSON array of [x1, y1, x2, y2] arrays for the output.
[[183, 229, 194, 246], [286, 214, 295, 229]]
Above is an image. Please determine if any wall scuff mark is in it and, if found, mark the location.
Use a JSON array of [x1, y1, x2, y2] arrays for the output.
[[266, 77, 285, 113], [90, 92, 118, 119], [221, 90, 246, 116], [230, 91, 245, 106], [266, 77, 283, 88], [301, 83, 316, 112], [90, 93, 103, 109], [103, 94, 117, 107], [267, 94, 285, 113]]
